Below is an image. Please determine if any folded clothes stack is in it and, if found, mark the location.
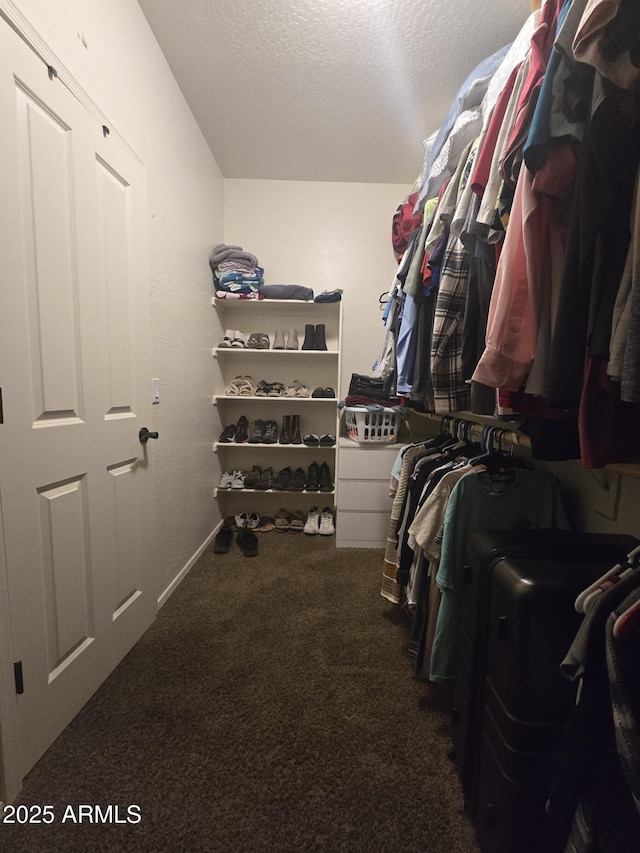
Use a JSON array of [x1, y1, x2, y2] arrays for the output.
[[209, 243, 264, 296]]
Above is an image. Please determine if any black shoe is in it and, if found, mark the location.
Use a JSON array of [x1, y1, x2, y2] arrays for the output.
[[318, 462, 333, 492], [305, 461, 320, 491], [289, 467, 307, 492], [322, 387, 336, 398], [290, 414, 302, 444], [218, 424, 237, 443], [243, 465, 262, 489], [314, 324, 327, 351], [279, 415, 291, 444], [319, 434, 336, 447], [272, 466, 292, 491], [301, 323, 315, 350], [236, 528, 258, 557], [234, 415, 249, 442], [255, 467, 274, 490], [248, 419, 266, 443], [213, 524, 233, 554], [311, 387, 324, 398], [262, 420, 278, 444]]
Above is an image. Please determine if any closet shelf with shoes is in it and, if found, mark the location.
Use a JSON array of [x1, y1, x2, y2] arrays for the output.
[[212, 295, 342, 522]]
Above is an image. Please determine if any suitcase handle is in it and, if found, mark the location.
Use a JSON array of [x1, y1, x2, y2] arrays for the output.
[[497, 615, 510, 641]]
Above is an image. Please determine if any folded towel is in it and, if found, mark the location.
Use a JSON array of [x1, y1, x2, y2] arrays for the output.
[[209, 243, 259, 270]]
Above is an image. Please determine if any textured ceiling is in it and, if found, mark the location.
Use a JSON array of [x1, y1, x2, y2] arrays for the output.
[[137, 0, 533, 184]]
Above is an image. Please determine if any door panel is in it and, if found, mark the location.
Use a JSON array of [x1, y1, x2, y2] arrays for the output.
[[0, 21, 156, 781]]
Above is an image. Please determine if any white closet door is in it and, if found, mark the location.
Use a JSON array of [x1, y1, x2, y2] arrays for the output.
[[0, 20, 156, 781]]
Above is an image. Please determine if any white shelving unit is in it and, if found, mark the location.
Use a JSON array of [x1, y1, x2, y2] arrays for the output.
[[212, 297, 342, 518]]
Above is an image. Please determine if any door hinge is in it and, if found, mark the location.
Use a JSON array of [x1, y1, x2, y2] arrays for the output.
[[0, 388, 3, 424], [14, 661, 24, 694]]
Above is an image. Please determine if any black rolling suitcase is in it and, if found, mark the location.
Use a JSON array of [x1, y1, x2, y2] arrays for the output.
[[451, 529, 639, 853]]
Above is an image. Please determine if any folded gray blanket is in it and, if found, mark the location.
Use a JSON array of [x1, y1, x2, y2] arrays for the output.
[[260, 284, 314, 300], [209, 243, 259, 270]]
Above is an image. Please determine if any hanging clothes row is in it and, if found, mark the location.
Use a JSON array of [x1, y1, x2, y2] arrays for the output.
[[380, 417, 569, 682], [375, 0, 640, 468]]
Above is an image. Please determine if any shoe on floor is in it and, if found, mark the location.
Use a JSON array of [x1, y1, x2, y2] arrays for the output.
[[274, 508, 291, 531], [303, 507, 320, 535], [213, 524, 233, 553], [236, 528, 259, 556], [289, 510, 305, 532], [318, 508, 335, 536]]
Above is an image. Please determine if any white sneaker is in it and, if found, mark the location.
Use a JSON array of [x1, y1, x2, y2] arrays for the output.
[[217, 470, 235, 489], [230, 470, 245, 489], [318, 508, 335, 536], [303, 506, 320, 535]]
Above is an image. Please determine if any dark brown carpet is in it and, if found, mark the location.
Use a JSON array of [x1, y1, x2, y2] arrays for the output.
[[3, 533, 479, 852]]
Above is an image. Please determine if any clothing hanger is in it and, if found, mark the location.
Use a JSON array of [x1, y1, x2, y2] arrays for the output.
[[613, 595, 640, 641], [575, 544, 640, 614]]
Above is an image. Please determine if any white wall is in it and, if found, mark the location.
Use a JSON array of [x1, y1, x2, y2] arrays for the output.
[[223, 179, 407, 395], [10, 0, 224, 599]]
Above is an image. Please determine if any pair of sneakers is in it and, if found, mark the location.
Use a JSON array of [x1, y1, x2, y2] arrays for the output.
[[219, 329, 247, 348], [217, 470, 244, 489], [303, 507, 335, 536]]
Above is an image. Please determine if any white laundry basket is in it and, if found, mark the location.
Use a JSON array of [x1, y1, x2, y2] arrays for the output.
[[344, 407, 398, 444]]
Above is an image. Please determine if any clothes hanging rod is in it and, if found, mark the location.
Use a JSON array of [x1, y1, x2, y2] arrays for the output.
[[414, 411, 532, 449]]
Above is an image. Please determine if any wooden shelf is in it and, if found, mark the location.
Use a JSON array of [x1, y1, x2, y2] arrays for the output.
[[605, 464, 640, 479]]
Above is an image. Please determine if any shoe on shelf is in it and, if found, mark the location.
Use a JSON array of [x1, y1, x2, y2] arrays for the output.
[[311, 387, 324, 398], [288, 467, 307, 492], [218, 424, 237, 443], [213, 523, 233, 553], [217, 470, 235, 489], [322, 387, 336, 398], [303, 433, 320, 447], [273, 329, 286, 350], [255, 467, 274, 490], [319, 434, 336, 447], [314, 324, 327, 351], [290, 414, 302, 444], [279, 415, 292, 445], [272, 466, 292, 491], [318, 462, 334, 492], [234, 415, 249, 443], [255, 380, 270, 397], [301, 324, 315, 350], [319, 508, 335, 536], [248, 420, 266, 444], [303, 507, 320, 535], [295, 384, 311, 398], [262, 419, 279, 444], [230, 470, 245, 489], [305, 461, 320, 491], [285, 380, 303, 397], [231, 330, 247, 348], [243, 466, 262, 489], [286, 328, 299, 350], [268, 382, 286, 397], [226, 375, 253, 396], [255, 333, 270, 350], [219, 329, 235, 348]]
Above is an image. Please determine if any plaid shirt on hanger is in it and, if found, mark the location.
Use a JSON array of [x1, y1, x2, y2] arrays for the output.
[[431, 233, 472, 413]]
